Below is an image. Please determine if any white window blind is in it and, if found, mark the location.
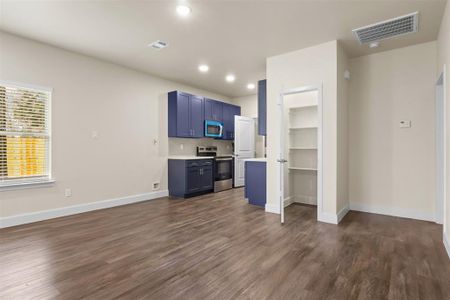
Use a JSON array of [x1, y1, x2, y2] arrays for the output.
[[0, 81, 52, 187]]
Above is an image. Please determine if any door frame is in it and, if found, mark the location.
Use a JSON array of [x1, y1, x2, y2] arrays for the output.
[[436, 65, 447, 230], [278, 84, 323, 224]]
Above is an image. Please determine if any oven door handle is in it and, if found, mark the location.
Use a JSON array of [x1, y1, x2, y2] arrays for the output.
[[215, 158, 233, 161]]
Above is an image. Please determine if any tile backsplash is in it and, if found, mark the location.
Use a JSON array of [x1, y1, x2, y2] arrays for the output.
[[169, 138, 233, 156]]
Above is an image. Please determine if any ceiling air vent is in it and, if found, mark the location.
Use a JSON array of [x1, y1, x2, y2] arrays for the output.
[[149, 40, 168, 50], [353, 12, 418, 44]]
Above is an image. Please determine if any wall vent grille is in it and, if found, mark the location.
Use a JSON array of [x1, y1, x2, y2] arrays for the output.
[[353, 12, 418, 44]]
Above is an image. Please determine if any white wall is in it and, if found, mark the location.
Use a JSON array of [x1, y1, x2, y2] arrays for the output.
[[0, 32, 230, 218], [337, 42, 349, 214], [232, 94, 258, 118], [348, 41, 437, 221], [266, 41, 339, 222], [437, 1, 450, 246]]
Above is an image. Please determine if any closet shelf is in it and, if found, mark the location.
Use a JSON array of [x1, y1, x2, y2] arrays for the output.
[[289, 104, 318, 111], [288, 167, 318, 171], [289, 147, 317, 150], [289, 126, 318, 130]]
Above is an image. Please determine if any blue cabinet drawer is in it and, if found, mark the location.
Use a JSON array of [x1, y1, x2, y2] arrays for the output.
[[187, 160, 212, 167]]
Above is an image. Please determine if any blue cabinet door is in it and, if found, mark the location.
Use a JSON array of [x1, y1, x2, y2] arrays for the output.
[[204, 99, 223, 122], [245, 161, 266, 207], [176, 92, 191, 137], [204, 99, 213, 120], [222, 103, 241, 140], [168, 91, 203, 138], [200, 166, 213, 190], [186, 167, 202, 193], [212, 100, 223, 122], [230, 105, 241, 139], [190, 95, 204, 138], [222, 103, 232, 140], [258, 80, 267, 136]]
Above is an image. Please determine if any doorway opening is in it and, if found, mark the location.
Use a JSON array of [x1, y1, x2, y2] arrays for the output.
[[278, 85, 323, 224], [436, 67, 446, 228]]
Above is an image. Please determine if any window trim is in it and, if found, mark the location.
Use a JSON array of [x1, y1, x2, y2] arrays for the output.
[[0, 80, 53, 189]]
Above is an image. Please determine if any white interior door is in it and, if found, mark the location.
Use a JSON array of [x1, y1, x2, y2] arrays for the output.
[[234, 116, 255, 187]]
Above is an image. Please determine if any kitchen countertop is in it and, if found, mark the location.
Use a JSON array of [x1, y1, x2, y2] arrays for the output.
[[168, 156, 214, 160], [244, 158, 267, 162]]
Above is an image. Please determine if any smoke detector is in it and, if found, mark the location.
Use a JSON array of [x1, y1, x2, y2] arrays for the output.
[[353, 12, 419, 45], [149, 40, 168, 50]]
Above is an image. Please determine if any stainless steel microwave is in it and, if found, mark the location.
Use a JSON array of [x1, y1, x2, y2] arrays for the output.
[[204, 120, 223, 138]]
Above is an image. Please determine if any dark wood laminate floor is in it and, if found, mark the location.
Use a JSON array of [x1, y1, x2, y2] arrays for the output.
[[1, 188, 449, 300]]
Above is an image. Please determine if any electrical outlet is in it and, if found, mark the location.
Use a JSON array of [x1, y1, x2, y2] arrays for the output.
[[152, 181, 160, 191], [65, 188, 72, 197], [180, 144, 184, 150]]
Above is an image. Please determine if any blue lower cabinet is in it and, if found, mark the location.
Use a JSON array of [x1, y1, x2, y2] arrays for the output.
[[169, 159, 214, 198], [244, 161, 266, 207]]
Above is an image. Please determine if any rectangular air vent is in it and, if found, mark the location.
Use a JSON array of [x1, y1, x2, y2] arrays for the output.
[[353, 12, 418, 44], [149, 40, 168, 50]]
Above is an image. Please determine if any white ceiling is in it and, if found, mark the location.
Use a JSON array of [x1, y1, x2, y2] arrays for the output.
[[0, 0, 446, 98]]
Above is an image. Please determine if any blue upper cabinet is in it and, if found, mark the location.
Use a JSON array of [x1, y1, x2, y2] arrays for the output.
[[204, 98, 223, 122], [168, 91, 240, 139], [222, 103, 241, 140], [168, 91, 204, 138], [258, 80, 267, 136]]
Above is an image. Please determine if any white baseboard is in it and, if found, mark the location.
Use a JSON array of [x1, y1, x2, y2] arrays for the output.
[[284, 196, 294, 207], [317, 212, 338, 224], [317, 205, 349, 225], [337, 204, 350, 223], [265, 203, 280, 214], [349, 202, 435, 222], [444, 233, 450, 260], [292, 195, 317, 205], [0, 190, 169, 228]]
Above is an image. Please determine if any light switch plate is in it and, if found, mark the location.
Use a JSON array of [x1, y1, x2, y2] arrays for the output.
[[399, 120, 411, 128]]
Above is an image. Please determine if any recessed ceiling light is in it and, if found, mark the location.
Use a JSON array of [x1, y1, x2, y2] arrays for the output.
[[176, 5, 191, 17], [198, 64, 209, 72], [247, 83, 255, 90], [226, 74, 235, 82]]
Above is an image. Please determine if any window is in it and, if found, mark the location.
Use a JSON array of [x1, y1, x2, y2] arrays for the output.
[[0, 81, 52, 188]]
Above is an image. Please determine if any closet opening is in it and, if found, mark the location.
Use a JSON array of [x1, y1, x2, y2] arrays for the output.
[[278, 85, 323, 224]]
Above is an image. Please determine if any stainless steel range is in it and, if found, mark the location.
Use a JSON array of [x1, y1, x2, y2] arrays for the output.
[[197, 146, 233, 192]]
